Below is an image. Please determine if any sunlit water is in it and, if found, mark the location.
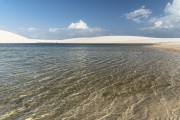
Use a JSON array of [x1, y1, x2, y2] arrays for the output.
[[0, 44, 180, 120]]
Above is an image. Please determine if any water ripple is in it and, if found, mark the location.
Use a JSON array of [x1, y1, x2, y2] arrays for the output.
[[0, 44, 180, 120]]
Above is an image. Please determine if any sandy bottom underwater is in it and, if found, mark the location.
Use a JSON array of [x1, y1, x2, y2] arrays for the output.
[[0, 44, 180, 120]]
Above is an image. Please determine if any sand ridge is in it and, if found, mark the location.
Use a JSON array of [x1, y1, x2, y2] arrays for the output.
[[0, 30, 179, 44]]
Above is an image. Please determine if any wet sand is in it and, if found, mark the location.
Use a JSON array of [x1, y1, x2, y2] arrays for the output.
[[153, 44, 180, 52]]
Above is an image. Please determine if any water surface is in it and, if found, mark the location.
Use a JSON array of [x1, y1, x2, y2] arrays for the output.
[[0, 44, 180, 120]]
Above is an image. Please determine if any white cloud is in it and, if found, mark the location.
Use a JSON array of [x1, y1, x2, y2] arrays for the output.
[[154, 21, 163, 28], [27, 27, 39, 32], [68, 20, 89, 30], [165, 0, 180, 15], [48, 28, 59, 33], [68, 20, 104, 33], [150, 0, 180, 29], [125, 6, 152, 23]]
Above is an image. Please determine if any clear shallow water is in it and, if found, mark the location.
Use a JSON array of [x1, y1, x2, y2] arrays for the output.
[[0, 44, 180, 120]]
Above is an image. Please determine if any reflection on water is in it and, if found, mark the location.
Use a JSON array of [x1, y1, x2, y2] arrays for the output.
[[0, 44, 180, 120]]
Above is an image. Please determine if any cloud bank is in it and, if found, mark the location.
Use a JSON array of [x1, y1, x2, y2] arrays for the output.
[[125, 0, 180, 37], [15, 20, 105, 39], [150, 0, 180, 29]]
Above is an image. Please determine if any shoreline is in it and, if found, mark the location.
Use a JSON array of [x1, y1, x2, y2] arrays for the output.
[[152, 44, 180, 52]]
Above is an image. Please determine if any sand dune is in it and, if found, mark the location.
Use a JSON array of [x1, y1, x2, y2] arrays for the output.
[[0, 30, 34, 43], [0, 30, 180, 45], [56, 36, 180, 44]]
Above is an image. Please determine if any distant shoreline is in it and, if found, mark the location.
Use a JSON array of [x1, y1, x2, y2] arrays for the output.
[[0, 43, 155, 45], [0, 30, 180, 52]]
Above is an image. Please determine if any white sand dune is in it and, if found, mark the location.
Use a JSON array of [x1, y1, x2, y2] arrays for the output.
[[0, 30, 180, 44], [0, 30, 34, 43], [56, 36, 180, 44]]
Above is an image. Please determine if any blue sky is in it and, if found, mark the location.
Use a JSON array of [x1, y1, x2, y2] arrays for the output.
[[0, 0, 180, 39]]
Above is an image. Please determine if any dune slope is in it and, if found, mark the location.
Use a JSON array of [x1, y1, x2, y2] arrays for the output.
[[0, 30, 34, 43]]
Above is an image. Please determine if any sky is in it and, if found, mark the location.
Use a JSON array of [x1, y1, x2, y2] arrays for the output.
[[0, 0, 180, 39]]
